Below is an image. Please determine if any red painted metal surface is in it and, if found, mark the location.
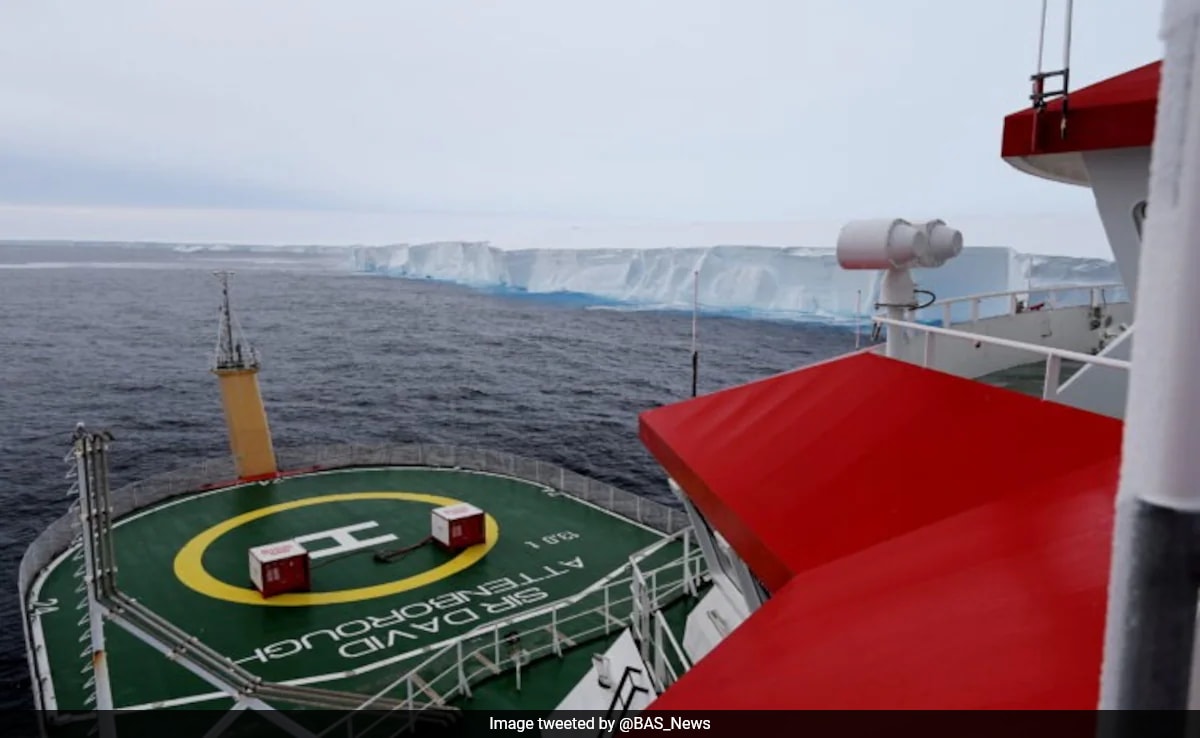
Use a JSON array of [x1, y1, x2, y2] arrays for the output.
[[1001, 61, 1159, 158], [639, 352, 1122, 708], [435, 508, 486, 550], [255, 553, 311, 598]]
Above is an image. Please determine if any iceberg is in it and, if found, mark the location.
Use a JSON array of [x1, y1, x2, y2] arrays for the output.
[[351, 242, 1127, 324]]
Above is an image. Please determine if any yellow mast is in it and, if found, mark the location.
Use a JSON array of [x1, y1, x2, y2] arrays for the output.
[[211, 271, 277, 480]]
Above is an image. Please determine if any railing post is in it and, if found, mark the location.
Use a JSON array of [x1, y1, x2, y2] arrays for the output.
[[457, 638, 470, 697], [970, 299, 980, 323], [604, 584, 611, 635], [922, 332, 935, 368], [552, 608, 561, 657], [941, 303, 952, 327], [855, 289, 863, 348], [682, 530, 693, 596], [494, 627, 500, 668], [636, 496, 642, 524], [407, 678, 414, 732], [642, 576, 651, 662], [654, 616, 666, 690], [630, 576, 639, 640], [1043, 354, 1063, 400], [633, 574, 649, 663], [1009, 293, 1019, 314]]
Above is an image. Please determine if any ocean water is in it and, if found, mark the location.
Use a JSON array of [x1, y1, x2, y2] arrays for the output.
[[0, 243, 854, 710]]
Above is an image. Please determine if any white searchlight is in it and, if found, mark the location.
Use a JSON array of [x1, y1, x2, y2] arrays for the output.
[[836, 218, 964, 358], [836, 218, 963, 270], [913, 219, 964, 267]]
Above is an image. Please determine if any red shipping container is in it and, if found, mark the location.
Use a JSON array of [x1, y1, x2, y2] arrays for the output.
[[431, 504, 486, 551], [248, 540, 311, 598]]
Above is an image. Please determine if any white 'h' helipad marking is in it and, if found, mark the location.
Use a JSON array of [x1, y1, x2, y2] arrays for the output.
[[293, 521, 398, 559]]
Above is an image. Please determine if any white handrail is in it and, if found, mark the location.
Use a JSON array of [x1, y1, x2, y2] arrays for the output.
[[930, 282, 1125, 307], [392, 555, 696, 696], [291, 528, 692, 693], [874, 315, 1131, 400], [926, 282, 1127, 326], [653, 610, 691, 686], [318, 532, 708, 736], [874, 317, 1132, 369]]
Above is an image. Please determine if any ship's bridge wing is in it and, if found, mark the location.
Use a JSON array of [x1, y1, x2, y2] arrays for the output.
[[639, 352, 1122, 708], [1001, 61, 1160, 186]]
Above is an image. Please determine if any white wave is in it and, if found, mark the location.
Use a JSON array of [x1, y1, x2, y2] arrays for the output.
[[167, 243, 350, 255], [351, 241, 1126, 322], [0, 261, 201, 270]]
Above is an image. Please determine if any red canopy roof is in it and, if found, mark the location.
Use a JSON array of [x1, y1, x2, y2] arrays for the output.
[[1001, 61, 1160, 159], [639, 352, 1123, 708]]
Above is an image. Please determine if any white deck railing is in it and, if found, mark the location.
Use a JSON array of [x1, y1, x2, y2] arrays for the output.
[[873, 316, 1132, 400], [319, 528, 708, 737], [929, 282, 1126, 326], [631, 551, 694, 694]]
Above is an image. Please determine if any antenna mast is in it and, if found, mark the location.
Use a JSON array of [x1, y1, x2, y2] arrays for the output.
[[212, 271, 258, 371]]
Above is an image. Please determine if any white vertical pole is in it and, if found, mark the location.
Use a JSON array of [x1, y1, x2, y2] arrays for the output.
[[1100, 0, 1200, 711], [1035, 0, 1049, 74], [654, 617, 666, 689], [879, 268, 914, 359], [604, 584, 611, 635], [456, 639, 468, 696], [855, 289, 862, 349], [682, 530, 693, 596], [552, 608, 560, 657], [407, 678, 414, 731], [1042, 354, 1062, 400], [1062, 0, 1074, 74], [691, 270, 698, 354], [690, 270, 699, 397]]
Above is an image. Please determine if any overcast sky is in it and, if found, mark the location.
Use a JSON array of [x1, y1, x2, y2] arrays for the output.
[[0, 1, 1163, 253]]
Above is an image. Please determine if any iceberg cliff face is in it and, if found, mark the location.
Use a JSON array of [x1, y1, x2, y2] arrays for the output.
[[352, 242, 1127, 323]]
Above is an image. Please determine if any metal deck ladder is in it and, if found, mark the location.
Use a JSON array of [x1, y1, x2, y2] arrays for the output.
[[596, 666, 649, 738]]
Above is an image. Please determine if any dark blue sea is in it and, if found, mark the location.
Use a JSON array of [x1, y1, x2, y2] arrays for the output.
[[0, 242, 854, 710]]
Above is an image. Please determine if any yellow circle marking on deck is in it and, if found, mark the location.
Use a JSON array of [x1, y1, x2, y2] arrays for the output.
[[173, 491, 499, 607]]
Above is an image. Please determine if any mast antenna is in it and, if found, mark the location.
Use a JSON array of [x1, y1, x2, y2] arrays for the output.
[[212, 271, 259, 372]]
